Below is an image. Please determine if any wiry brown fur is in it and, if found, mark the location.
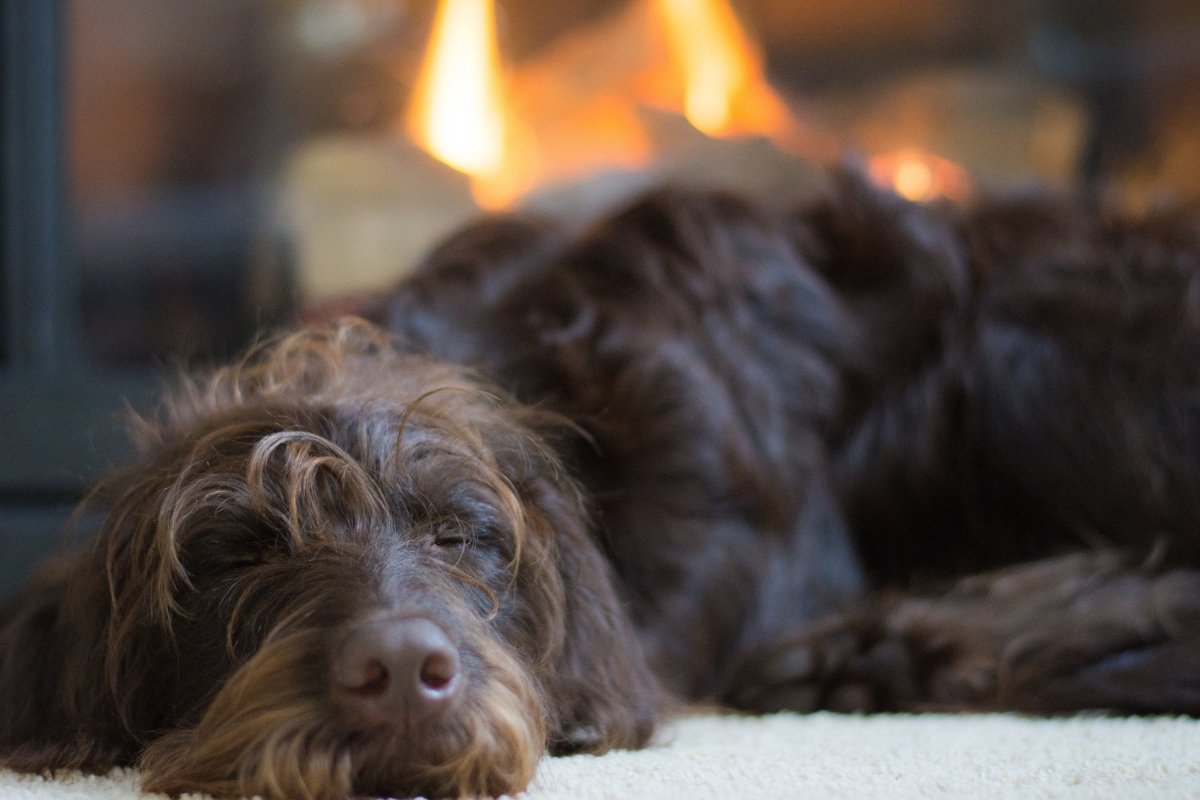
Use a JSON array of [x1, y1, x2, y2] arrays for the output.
[[0, 322, 656, 797], [4, 175, 1200, 798]]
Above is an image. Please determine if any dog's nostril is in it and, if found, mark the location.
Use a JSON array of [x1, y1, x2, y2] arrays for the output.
[[334, 617, 462, 724], [420, 650, 458, 692], [343, 658, 390, 697]]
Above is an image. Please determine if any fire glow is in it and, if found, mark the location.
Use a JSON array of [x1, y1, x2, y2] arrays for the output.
[[404, 0, 968, 209], [653, 0, 791, 139], [867, 149, 970, 203], [405, 0, 516, 207]]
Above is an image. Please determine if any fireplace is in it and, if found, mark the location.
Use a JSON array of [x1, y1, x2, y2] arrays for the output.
[[1, 0, 1199, 595], [62, 0, 1200, 363]]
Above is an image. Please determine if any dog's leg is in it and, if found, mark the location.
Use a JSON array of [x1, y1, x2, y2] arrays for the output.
[[724, 550, 1200, 714], [893, 551, 1200, 714]]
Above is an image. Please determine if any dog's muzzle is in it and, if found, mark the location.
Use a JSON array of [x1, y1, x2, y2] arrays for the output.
[[331, 616, 463, 729]]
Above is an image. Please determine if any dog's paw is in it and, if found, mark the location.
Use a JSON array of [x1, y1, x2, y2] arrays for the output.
[[723, 553, 1200, 716], [722, 613, 920, 713], [883, 553, 1200, 712]]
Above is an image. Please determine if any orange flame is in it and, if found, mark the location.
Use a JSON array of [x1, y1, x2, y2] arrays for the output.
[[406, 0, 523, 208], [406, 0, 812, 209], [653, 0, 790, 139]]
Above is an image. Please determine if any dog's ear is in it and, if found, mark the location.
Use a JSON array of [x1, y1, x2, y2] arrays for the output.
[[0, 555, 130, 772], [499, 416, 661, 755], [536, 485, 662, 755]]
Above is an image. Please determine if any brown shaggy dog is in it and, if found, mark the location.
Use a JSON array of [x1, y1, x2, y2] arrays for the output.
[[4, 174, 1200, 798]]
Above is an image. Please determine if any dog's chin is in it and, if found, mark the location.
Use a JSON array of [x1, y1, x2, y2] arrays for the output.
[[348, 689, 546, 799], [137, 629, 546, 800], [349, 657, 548, 799]]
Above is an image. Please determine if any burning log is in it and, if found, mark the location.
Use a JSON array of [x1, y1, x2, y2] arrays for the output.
[[278, 0, 837, 298], [278, 0, 1030, 301], [276, 137, 477, 298]]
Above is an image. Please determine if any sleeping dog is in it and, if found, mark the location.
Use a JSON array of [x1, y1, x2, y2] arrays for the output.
[[2, 174, 1199, 798]]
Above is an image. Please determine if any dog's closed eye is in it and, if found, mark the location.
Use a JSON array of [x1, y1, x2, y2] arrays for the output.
[[432, 525, 469, 549]]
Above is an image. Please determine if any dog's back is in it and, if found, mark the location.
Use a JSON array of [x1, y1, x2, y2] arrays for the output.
[[383, 176, 1200, 709]]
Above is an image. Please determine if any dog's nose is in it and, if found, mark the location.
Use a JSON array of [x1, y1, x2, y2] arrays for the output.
[[333, 617, 462, 725]]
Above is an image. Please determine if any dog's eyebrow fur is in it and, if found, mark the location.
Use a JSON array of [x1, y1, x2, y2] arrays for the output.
[[244, 429, 389, 545]]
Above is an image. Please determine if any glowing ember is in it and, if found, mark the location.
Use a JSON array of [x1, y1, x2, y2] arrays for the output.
[[868, 149, 971, 202]]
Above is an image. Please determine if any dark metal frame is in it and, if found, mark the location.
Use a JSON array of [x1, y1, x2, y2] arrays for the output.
[[1, 0, 152, 596], [3, 0, 72, 374]]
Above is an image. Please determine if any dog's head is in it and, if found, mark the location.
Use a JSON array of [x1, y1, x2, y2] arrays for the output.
[[0, 319, 658, 798]]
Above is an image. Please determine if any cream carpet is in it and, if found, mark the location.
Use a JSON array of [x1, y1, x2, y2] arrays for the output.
[[1, 712, 1198, 799]]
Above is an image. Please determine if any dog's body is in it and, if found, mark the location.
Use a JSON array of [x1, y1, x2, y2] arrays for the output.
[[4, 176, 1200, 798]]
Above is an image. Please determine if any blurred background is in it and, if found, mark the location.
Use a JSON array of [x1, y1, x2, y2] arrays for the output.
[[3, 0, 1200, 597]]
